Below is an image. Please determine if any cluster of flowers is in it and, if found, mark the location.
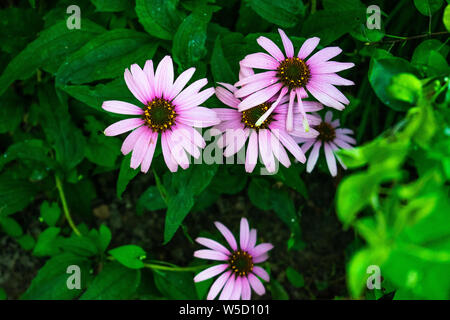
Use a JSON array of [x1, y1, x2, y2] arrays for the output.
[[103, 29, 356, 177], [101, 29, 357, 299]]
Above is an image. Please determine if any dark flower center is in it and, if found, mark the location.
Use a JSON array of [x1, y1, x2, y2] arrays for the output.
[[277, 57, 310, 90], [316, 121, 336, 142], [229, 250, 254, 276], [143, 98, 176, 132], [241, 102, 273, 129]]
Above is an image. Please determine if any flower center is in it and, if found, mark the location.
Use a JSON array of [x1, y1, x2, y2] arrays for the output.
[[277, 57, 310, 89], [241, 102, 273, 129], [229, 250, 254, 276], [143, 98, 176, 132], [316, 121, 336, 142]]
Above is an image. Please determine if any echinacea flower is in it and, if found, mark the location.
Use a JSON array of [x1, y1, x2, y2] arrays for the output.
[[295, 111, 356, 177], [235, 29, 354, 132], [193, 218, 273, 300], [213, 82, 322, 173], [102, 56, 219, 172]]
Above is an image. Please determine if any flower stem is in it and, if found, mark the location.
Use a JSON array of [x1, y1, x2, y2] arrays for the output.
[[55, 175, 81, 236], [143, 263, 209, 272]]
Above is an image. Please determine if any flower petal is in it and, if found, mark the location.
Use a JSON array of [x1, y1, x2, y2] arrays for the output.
[[240, 218, 250, 251], [241, 276, 251, 300], [252, 266, 270, 282], [278, 28, 294, 58], [245, 130, 259, 173], [215, 86, 240, 108], [306, 141, 322, 173], [219, 274, 235, 300], [194, 249, 229, 261], [307, 46, 342, 65], [194, 264, 229, 282], [215, 221, 238, 251], [324, 142, 337, 176], [104, 118, 144, 136], [121, 126, 148, 155], [167, 67, 196, 100], [240, 53, 279, 70], [250, 243, 274, 258], [102, 100, 144, 115], [207, 271, 231, 300], [248, 273, 265, 296], [140, 132, 158, 173], [196, 237, 230, 255], [298, 37, 320, 60], [257, 36, 285, 61], [154, 56, 174, 98], [230, 276, 242, 300], [238, 83, 282, 111]]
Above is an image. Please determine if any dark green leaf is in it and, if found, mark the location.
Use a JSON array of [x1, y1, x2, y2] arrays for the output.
[[109, 245, 146, 269], [40, 201, 61, 227]]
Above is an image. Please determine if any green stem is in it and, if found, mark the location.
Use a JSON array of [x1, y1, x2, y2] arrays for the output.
[[311, 0, 316, 14], [55, 175, 81, 236], [143, 263, 209, 272]]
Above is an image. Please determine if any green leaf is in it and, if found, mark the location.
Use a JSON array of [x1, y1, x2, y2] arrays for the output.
[[116, 154, 139, 199], [286, 267, 305, 288], [56, 29, 158, 85], [0, 139, 55, 171], [135, 0, 182, 40], [38, 86, 86, 171], [57, 235, 99, 257], [172, 6, 213, 68], [211, 36, 236, 84], [137, 186, 167, 214], [387, 73, 423, 105], [62, 78, 135, 112], [22, 253, 91, 300], [109, 245, 146, 269], [84, 116, 121, 168], [0, 174, 36, 217], [0, 20, 105, 96], [0, 216, 23, 237], [413, 0, 443, 15], [33, 227, 61, 257], [369, 57, 418, 111], [163, 164, 218, 243], [302, 0, 366, 45], [268, 278, 289, 300], [80, 262, 141, 299], [91, 0, 129, 12], [99, 224, 112, 252], [248, 178, 272, 210], [40, 201, 61, 227], [411, 40, 449, 77], [153, 270, 198, 299], [0, 88, 23, 133], [444, 5, 450, 31], [336, 173, 378, 227], [16, 234, 36, 251], [248, 0, 305, 28], [0, 288, 6, 300]]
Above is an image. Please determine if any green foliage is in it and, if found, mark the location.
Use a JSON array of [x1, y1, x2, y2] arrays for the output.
[[109, 245, 146, 269]]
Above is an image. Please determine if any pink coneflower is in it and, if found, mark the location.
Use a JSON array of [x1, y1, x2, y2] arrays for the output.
[[193, 218, 273, 300], [295, 111, 356, 177], [102, 56, 219, 172], [213, 82, 322, 173], [235, 29, 354, 132]]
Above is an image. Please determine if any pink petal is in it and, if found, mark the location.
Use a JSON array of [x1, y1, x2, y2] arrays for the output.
[[235, 78, 276, 98], [130, 63, 153, 103], [121, 126, 148, 155], [215, 221, 238, 251], [329, 141, 347, 169], [249, 243, 274, 258], [240, 53, 279, 70], [252, 266, 270, 282], [154, 55, 174, 98], [104, 118, 144, 136], [258, 129, 276, 173], [286, 90, 296, 131], [124, 68, 147, 104], [247, 229, 257, 251], [271, 133, 291, 168], [307, 47, 342, 65], [194, 249, 229, 261], [278, 29, 294, 58], [230, 276, 243, 300], [175, 124, 206, 148], [130, 129, 152, 169], [196, 237, 230, 255], [272, 129, 306, 163], [177, 106, 220, 128], [325, 111, 333, 122], [334, 138, 353, 150], [215, 86, 240, 108], [173, 79, 208, 106], [102, 100, 144, 115], [306, 83, 345, 110], [235, 71, 278, 87], [238, 83, 282, 111], [308, 80, 349, 104], [176, 88, 215, 110], [140, 132, 158, 173], [143, 60, 155, 88], [248, 273, 265, 296], [336, 133, 356, 145], [223, 128, 249, 157], [253, 253, 269, 263], [324, 142, 337, 176], [306, 141, 322, 173], [238, 63, 254, 80], [298, 37, 320, 60], [336, 128, 354, 135], [310, 61, 355, 74], [167, 67, 196, 100], [194, 264, 229, 282], [161, 131, 178, 172], [214, 108, 240, 121], [302, 101, 324, 112], [312, 73, 354, 86], [240, 218, 250, 251], [207, 271, 231, 300], [257, 36, 285, 61], [241, 276, 251, 300], [255, 87, 288, 127], [167, 131, 189, 169], [300, 140, 315, 154], [218, 82, 237, 93], [219, 274, 235, 300], [245, 130, 259, 173]]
